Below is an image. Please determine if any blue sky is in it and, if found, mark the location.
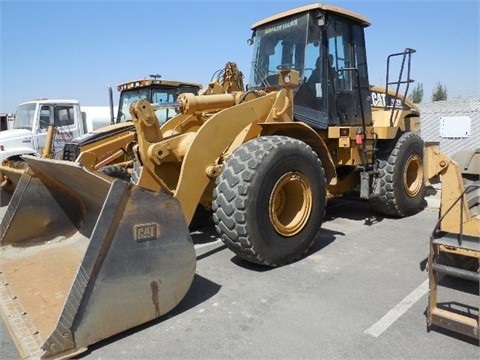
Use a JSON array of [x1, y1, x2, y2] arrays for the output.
[[1, 0, 479, 113]]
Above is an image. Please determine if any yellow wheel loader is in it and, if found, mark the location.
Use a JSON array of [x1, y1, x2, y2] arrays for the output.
[[62, 77, 202, 179], [61, 63, 242, 183], [128, 4, 423, 266], [1, 4, 424, 359], [425, 145, 479, 341]]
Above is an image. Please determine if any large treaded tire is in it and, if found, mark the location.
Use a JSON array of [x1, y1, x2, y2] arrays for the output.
[[99, 165, 131, 182], [8, 160, 28, 170], [370, 132, 426, 217], [212, 135, 326, 267]]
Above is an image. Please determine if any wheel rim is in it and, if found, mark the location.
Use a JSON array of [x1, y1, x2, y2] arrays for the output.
[[269, 172, 312, 237], [403, 154, 423, 197]]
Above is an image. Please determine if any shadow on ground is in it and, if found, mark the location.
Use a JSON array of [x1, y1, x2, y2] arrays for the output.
[[76, 274, 221, 359], [325, 197, 385, 225]]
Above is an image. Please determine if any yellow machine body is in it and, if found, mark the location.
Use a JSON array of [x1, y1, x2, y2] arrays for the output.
[[0, 4, 430, 358]]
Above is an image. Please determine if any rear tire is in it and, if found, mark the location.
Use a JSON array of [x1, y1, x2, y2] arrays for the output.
[[99, 165, 131, 182], [370, 132, 426, 217], [213, 135, 326, 267]]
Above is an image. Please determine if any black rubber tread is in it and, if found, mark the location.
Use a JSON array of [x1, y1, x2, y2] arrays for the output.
[[7, 160, 28, 170], [212, 135, 326, 267], [99, 165, 131, 182], [130, 160, 141, 184], [370, 132, 426, 217]]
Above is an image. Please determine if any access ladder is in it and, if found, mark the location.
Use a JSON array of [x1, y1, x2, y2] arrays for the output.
[[427, 232, 480, 340]]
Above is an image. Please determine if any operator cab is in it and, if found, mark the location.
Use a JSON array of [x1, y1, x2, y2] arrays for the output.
[[116, 79, 201, 125], [249, 4, 372, 129]]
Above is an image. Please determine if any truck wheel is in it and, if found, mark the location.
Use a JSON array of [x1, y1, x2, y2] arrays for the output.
[[8, 160, 28, 170], [99, 165, 131, 182], [213, 135, 326, 267], [370, 132, 426, 217]]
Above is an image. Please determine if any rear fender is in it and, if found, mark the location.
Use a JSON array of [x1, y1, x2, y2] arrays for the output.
[[259, 122, 337, 186]]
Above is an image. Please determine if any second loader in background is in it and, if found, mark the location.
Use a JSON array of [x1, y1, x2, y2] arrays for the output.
[[61, 76, 202, 179], [61, 63, 242, 181], [1, 4, 427, 359]]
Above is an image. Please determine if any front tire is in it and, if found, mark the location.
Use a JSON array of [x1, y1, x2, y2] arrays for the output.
[[213, 135, 326, 267], [370, 132, 426, 217], [99, 165, 131, 182]]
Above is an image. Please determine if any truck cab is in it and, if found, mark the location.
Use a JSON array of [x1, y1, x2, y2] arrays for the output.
[[0, 99, 86, 164]]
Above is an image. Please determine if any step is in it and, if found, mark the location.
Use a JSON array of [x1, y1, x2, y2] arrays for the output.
[[431, 263, 480, 282], [432, 232, 480, 252], [429, 307, 479, 340]]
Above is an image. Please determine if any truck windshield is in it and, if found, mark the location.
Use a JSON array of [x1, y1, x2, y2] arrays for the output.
[[117, 86, 198, 125], [14, 103, 37, 130], [249, 13, 310, 89]]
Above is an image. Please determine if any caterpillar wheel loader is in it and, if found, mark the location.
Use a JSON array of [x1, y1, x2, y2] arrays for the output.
[[61, 76, 202, 180], [425, 145, 479, 341], [0, 4, 424, 359], [58, 63, 242, 182]]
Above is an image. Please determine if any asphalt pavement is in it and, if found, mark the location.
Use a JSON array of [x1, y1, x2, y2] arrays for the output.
[[0, 189, 479, 359]]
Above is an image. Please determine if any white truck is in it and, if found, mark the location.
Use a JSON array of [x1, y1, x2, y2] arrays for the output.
[[0, 99, 111, 163], [0, 99, 111, 199]]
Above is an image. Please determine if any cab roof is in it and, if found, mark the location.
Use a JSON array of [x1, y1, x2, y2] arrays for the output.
[[252, 3, 370, 29], [117, 78, 202, 92], [21, 99, 80, 105]]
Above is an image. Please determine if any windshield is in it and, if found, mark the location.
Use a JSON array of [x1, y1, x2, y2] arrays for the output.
[[249, 13, 311, 89], [14, 103, 37, 130], [117, 85, 198, 125], [117, 88, 149, 122]]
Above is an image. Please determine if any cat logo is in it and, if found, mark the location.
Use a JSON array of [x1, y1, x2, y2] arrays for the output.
[[370, 91, 387, 107], [134, 223, 159, 242]]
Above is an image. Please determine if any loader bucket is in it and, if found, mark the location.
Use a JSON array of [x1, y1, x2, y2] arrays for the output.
[[0, 156, 196, 359]]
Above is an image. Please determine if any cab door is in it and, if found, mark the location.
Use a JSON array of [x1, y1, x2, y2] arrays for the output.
[[52, 105, 79, 157], [326, 14, 372, 126], [33, 105, 53, 153]]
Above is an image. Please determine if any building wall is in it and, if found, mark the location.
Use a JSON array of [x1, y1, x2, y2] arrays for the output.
[[419, 97, 480, 157]]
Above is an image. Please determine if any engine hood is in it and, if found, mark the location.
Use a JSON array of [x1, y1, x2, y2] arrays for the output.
[[0, 129, 34, 150], [69, 122, 135, 146]]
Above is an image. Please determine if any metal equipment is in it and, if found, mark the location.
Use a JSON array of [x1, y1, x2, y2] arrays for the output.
[[1, 4, 426, 358], [425, 144, 479, 341], [0, 157, 196, 359], [61, 64, 241, 180], [62, 77, 202, 172]]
